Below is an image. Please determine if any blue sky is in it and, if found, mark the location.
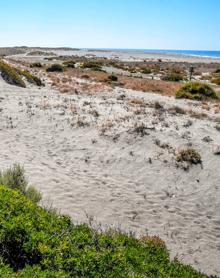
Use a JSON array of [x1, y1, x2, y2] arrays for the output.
[[1, 0, 219, 50]]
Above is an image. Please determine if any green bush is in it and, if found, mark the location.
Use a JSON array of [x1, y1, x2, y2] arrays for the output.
[[176, 81, 218, 101], [141, 68, 151, 74], [0, 164, 41, 203], [0, 185, 215, 277], [0, 60, 26, 88], [17, 69, 44, 86], [162, 72, 183, 82], [46, 64, 64, 72], [30, 62, 42, 68], [63, 60, 75, 68], [176, 148, 202, 164]]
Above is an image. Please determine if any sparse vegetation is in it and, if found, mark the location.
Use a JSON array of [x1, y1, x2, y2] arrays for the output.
[[46, 64, 64, 72], [162, 72, 184, 82], [0, 184, 214, 277], [176, 148, 202, 164], [28, 51, 55, 56], [0, 60, 26, 87], [81, 61, 103, 71], [176, 81, 218, 101]]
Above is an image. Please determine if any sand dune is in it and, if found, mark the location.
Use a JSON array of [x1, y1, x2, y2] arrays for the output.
[[0, 72, 220, 276]]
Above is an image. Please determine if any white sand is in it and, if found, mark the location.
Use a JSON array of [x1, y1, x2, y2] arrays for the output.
[[0, 72, 220, 276], [11, 48, 220, 64]]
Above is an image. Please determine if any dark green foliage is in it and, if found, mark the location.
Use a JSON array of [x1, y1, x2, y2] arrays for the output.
[[17, 69, 44, 86], [162, 72, 183, 82], [176, 81, 218, 101], [0, 186, 215, 277], [141, 68, 152, 74], [0, 60, 26, 87], [108, 74, 118, 82], [30, 62, 42, 68], [176, 148, 202, 164], [46, 64, 64, 72], [63, 60, 75, 68], [0, 164, 41, 203], [214, 69, 220, 74]]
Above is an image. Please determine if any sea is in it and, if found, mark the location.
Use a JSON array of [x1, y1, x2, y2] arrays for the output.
[[86, 49, 220, 58]]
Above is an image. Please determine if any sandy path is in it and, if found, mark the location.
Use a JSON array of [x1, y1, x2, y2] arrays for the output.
[[0, 77, 220, 276]]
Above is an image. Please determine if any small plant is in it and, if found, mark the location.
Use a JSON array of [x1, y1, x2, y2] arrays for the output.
[[141, 68, 151, 74], [176, 148, 202, 164], [162, 72, 183, 82], [176, 81, 218, 101], [25, 186, 42, 203], [108, 74, 118, 82], [81, 61, 103, 71], [63, 60, 75, 68], [0, 164, 41, 203], [30, 62, 42, 68], [46, 64, 64, 72]]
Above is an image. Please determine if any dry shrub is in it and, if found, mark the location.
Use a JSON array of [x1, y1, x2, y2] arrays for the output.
[[176, 148, 202, 164], [168, 106, 186, 115], [140, 235, 167, 250], [121, 76, 181, 96], [129, 98, 144, 106]]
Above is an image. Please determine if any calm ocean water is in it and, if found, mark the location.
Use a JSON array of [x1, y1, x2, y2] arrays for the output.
[[87, 48, 220, 58]]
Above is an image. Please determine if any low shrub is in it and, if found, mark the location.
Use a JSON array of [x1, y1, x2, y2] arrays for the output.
[[46, 64, 64, 72], [0, 164, 41, 203], [0, 60, 26, 87], [81, 61, 103, 71], [214, 69, 220, 74], [162, 72, 183, 82], [63, 60, 75, 68], [176, 148, 202, 164], [17, 69, 44, 86], [108, 74, 118, 82], [176, 81, 218, 101], [141, 68, 151, 74], [30, 62, 42, 68], [0, 185, 214, 277], [211, 76, 220, 85]]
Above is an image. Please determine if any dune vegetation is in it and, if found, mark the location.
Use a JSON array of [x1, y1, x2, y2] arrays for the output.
[[176, 81, 219, 101], [0, 60, 26, 87], [0, 165, 217, 277], [0, 60, 43, 87]]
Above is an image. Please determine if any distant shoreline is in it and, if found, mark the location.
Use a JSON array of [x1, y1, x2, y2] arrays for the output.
[[84, 48, 220, 58]]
